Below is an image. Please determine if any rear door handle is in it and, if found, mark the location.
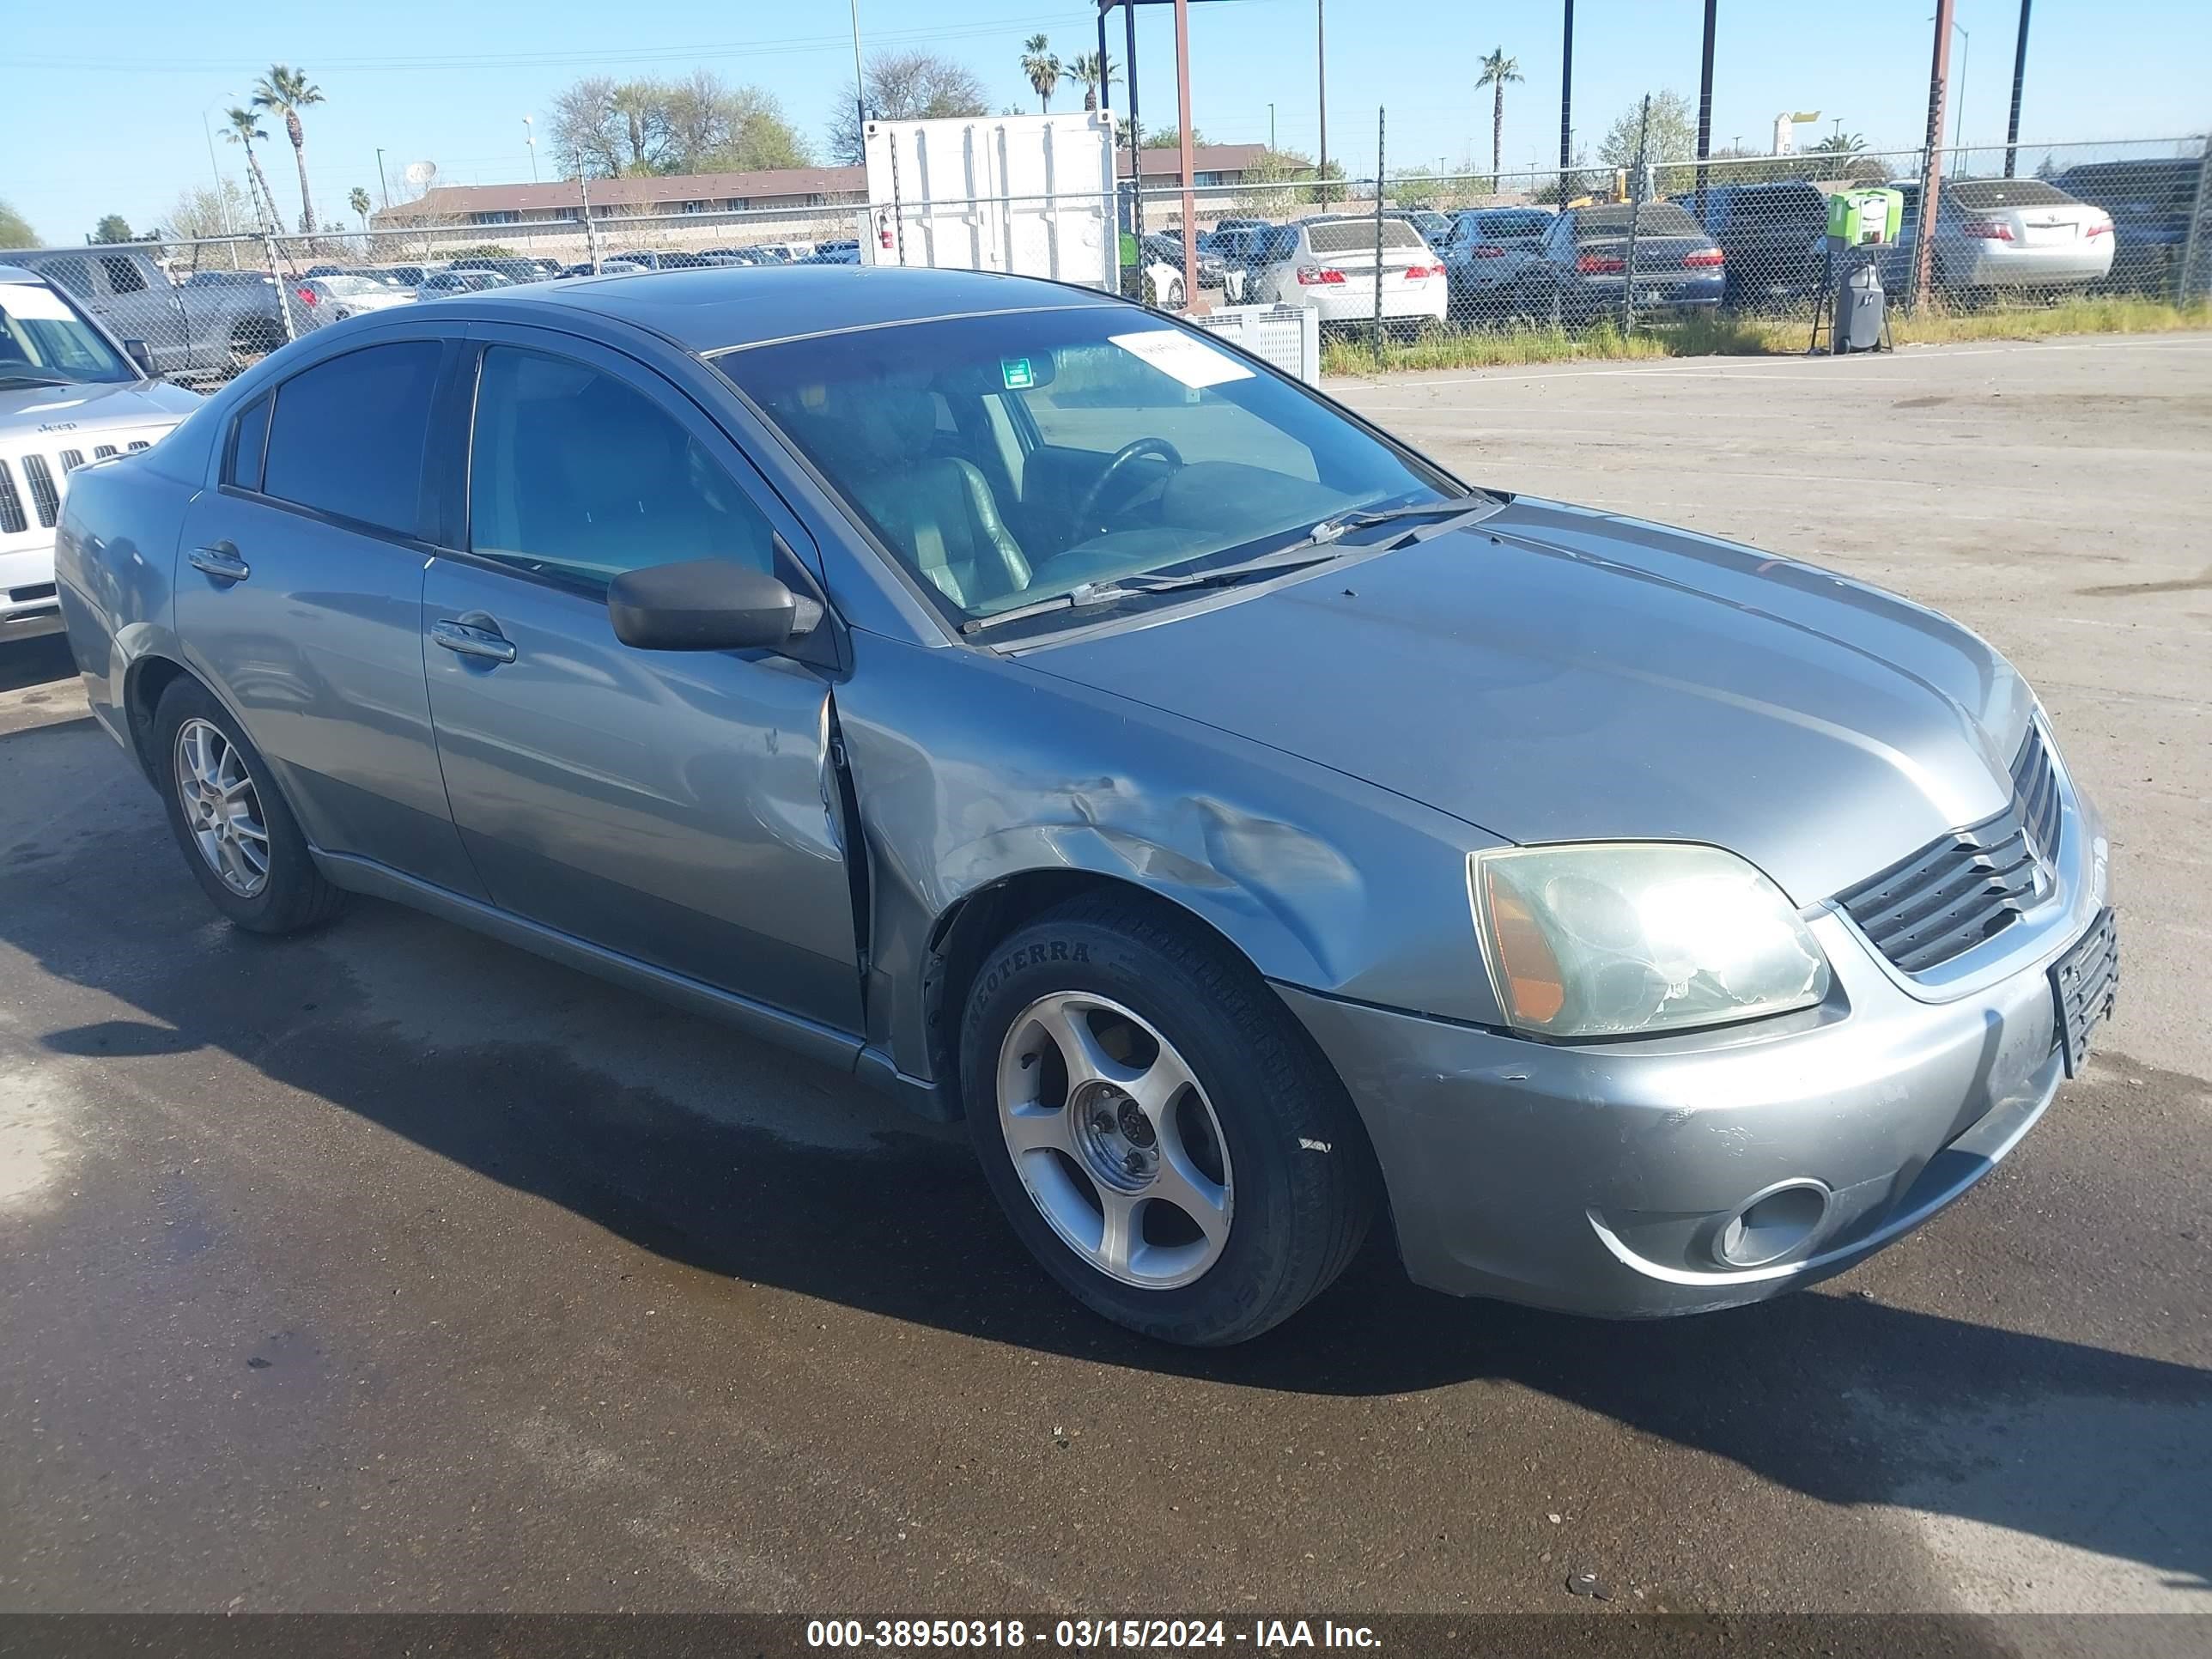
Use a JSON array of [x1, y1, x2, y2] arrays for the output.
[[431, 617, 517, 665], [187, 543, 250, 583]]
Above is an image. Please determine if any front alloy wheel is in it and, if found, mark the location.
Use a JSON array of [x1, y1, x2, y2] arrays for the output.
[[996, 992, 1233, 1290], [173, 717, 270, 897], [959, 896, 1375, 1346]]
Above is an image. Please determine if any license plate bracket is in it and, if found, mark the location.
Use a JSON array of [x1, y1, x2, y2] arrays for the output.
[[2049, 908, 2119, 1078]]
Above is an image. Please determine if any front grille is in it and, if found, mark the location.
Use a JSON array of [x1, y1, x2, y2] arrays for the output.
[[0, 461, 23, 534], [2011, 720, 2062, 864], [1838, 726, 2063, 975], [93, 444, 117, 459], [58, 449, 84, 472], [21, 455, 59, 526], [127, 441, 149, 452], [8, 582, 57, 604]]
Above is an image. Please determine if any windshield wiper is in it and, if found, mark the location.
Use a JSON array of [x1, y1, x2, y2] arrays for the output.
[[0, 373, 75, 389], [961, 548, 1344, 636], [1306, 491, 1506, 545]]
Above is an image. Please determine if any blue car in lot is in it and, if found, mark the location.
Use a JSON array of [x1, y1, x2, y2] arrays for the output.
[[1513, 200, 1727, 325]]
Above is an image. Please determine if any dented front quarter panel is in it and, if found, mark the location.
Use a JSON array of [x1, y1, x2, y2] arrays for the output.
[[831, 632, 1510, 1085]]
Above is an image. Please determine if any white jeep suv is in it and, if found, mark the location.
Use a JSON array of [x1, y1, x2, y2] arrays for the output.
[[2, 265, 202, 641]]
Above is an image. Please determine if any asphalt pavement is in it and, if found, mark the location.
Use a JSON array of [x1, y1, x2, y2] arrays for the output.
[[1, 334, 2206, 1630]]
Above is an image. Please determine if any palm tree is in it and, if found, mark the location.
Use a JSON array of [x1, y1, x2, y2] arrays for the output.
[[252, 64, 326, 233], [222, 107, 281, 232], [1069, 50, 1119, 113], [1021, 35, 1061, 113], [1474, 47, 1523, 179], [348, 186, 373, 231]]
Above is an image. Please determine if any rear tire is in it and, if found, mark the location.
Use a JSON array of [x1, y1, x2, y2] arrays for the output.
[[152, 678, 347, 935], [959, 895, 1375, 1346]]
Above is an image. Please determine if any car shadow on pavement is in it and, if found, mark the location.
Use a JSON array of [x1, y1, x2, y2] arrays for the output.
[[3, 765, 2207, 1603]]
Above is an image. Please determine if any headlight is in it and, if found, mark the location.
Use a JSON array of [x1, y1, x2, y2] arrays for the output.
[[1470, 843, 1832, 1039]]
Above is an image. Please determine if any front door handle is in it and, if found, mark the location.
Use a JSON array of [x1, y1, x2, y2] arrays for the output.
[[431, 617, 517, 665], [187, 543, 250, 583]]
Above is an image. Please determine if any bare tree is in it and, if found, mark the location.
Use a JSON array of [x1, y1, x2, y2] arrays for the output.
[[829, 50, 990, 164], [550, 72, 811, 176]]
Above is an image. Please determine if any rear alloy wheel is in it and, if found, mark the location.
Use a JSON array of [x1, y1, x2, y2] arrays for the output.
[[961, 896, 1374, 1346], [153, 678, 347, 934]]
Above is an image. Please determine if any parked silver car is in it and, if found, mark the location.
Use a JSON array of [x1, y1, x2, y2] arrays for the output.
[[54, 268, 2116, 1345], [289, 274, 418, 331]]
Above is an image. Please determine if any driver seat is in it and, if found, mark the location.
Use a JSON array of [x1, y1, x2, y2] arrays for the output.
[[844, 390, 1030, 609]]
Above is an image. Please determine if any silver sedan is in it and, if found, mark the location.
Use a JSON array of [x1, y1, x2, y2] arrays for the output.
[[53, 267, 2116, 1345]]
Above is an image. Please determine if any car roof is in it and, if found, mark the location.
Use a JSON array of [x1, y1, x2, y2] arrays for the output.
[[441, 264, 1123, 352], [0, 264, 44, 284]]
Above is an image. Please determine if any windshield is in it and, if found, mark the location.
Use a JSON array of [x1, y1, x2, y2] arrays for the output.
[[716, 307, 1454, 635], [0, 282, 134, 385], [319, 276, 386, 297]]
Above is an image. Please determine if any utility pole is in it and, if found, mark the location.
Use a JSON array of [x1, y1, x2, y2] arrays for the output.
[[1695, 0, 1717, 201], [375, 149, 391, 210], [1124, 0, 1143, 244], [1316, 0, 1328, 199], [2003, 0, 2033, 177], [1914, 0, 1957, 310], [1174, 0, 1197, 309], [1269, 102, 1276, 151], [849, 0, 867, 142], [523, 116, 538, 183], [1559, 0, 1575, 171]]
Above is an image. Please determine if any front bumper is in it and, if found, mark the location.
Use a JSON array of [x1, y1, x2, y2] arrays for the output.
[[3, 539, 64, 640], [1279, 794, 2112, 1318]]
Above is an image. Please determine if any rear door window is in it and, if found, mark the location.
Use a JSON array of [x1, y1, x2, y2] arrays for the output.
[[227, 395, 272, 492], [98, 256, 149, 295], [261, 341, 442, 536]]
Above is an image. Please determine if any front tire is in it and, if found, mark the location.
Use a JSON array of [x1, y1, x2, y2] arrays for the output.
[[153, 678, 347, 934], [959, 896, 1374, 1346]]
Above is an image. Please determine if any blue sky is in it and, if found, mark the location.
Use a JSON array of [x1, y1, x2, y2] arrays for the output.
[[6, 0, 2206, 242]]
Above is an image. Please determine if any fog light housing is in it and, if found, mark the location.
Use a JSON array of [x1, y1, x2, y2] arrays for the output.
[[1713, 1181, 1830, 1268]]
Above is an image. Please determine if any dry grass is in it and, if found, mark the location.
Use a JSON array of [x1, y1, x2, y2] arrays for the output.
[[1321, 297, 2212, 376]]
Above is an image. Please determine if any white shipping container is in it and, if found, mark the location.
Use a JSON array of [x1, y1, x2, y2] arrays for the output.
[[862, 112, 1119, 290]]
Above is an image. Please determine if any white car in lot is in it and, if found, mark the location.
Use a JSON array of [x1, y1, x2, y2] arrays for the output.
[[1, 265, 199, 641], [1889, 179, 2117, 294], [289, 274, 419, 331], [1244, 216, 1449, 333]]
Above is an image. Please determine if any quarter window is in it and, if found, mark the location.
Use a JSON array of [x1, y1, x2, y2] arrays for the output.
[[227, 394, 272, 492], [261, 341, 441, 535], [466, 346, 775, 592]]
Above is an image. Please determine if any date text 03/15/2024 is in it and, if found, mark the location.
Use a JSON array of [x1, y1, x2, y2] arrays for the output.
[[805, 1620, 1382, 1650]]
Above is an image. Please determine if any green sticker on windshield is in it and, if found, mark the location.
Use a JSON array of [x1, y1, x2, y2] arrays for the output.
[[1000, 356, 1036, 390]]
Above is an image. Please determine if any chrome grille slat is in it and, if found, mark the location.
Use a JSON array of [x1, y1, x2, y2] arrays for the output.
[[93, 444, 118, 459], [127, 441, 149, 452], [20, 455, 61, 527], [0, 460, 24, 535], [1838, 727, 2063, 975], [58, 448, 84, 472]]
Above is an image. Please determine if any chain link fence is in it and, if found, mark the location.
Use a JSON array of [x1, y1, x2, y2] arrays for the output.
[[4, 134, 2203, 390]]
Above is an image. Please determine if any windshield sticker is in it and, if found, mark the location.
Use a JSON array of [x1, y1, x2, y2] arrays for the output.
[[1108, 331, 1254, 390], [1000, 356, 1036, 390], [2, 284, 79, 323]]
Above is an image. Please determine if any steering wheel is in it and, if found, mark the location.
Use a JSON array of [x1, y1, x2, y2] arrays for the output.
[[1071, 438, 1185, 535]]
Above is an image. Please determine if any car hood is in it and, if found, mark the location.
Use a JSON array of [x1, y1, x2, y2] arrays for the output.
[[1020, 497, 2037, 905], [0, 377, 202, 435]]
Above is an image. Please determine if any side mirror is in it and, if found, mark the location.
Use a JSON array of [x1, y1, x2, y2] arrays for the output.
[[607, 559, 823, 653], [122, 338, 158, 379]]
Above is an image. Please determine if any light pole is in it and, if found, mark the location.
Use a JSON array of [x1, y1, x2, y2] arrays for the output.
[[376, 148, 391, 210], [1316, 0, 1328, 198], [523, 116, 538, 183], [199, 107, 232, 236], [1268, 102, 1276, 151]]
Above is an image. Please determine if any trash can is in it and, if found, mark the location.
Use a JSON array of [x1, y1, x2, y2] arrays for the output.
[[1834, 258, 1886, 353]]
